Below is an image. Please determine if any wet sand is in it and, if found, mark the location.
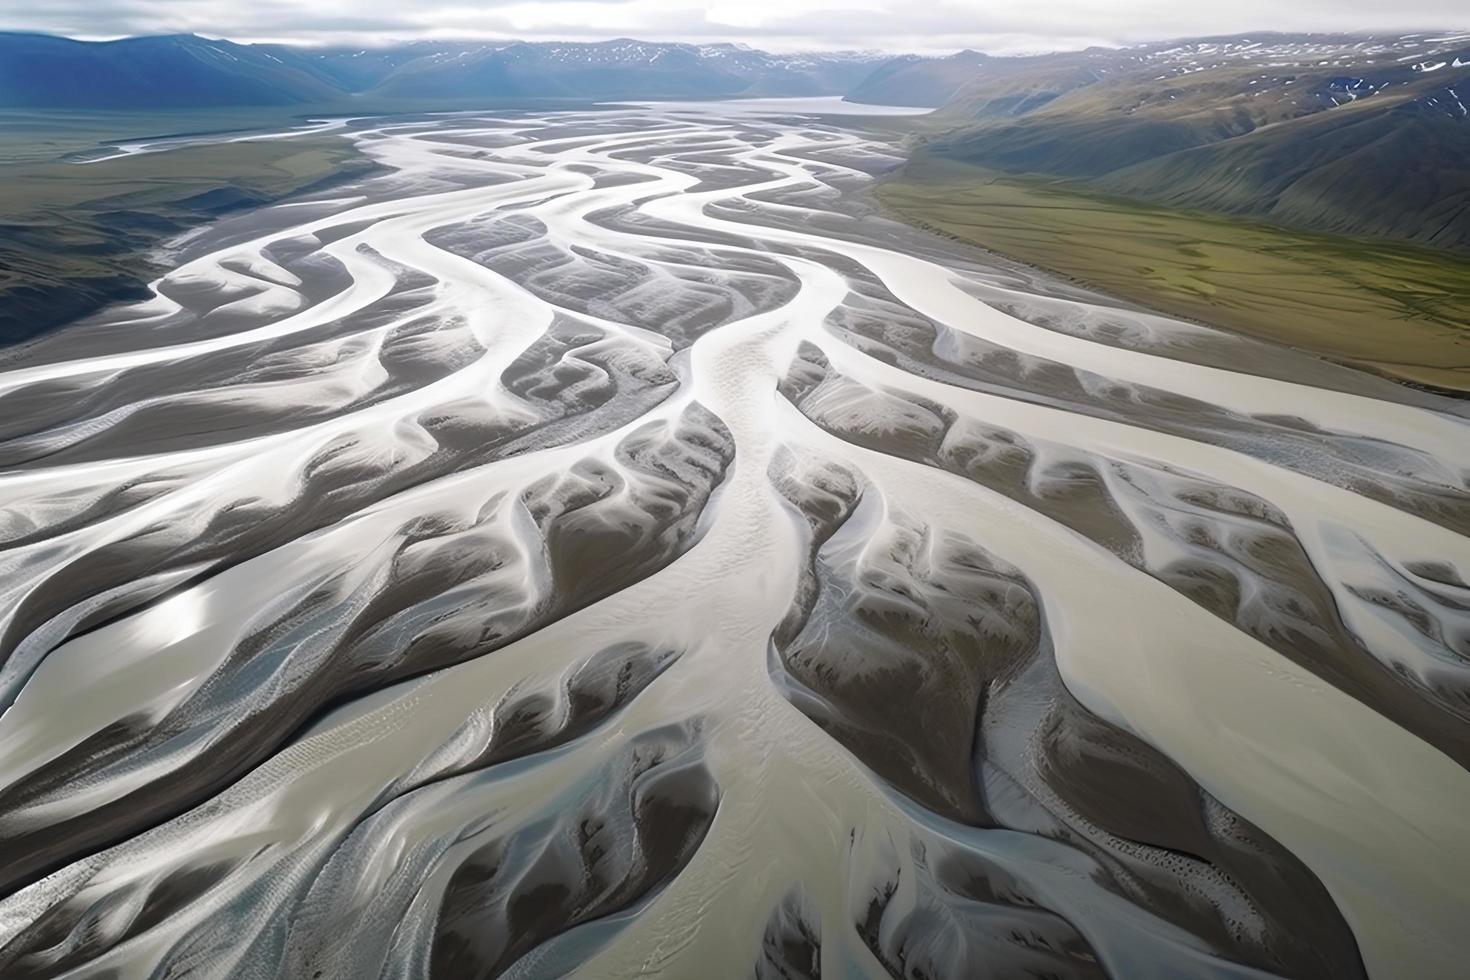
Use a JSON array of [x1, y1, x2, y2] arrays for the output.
[[0, 101, 1466, 979]]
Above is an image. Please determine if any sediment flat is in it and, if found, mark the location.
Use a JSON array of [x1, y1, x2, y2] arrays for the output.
[[0, 100, 1465, 980]]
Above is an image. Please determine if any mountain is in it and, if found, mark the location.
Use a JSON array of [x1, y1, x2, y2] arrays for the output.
[[877, 32, 1470, 250], [0, 33, 342, 108], [253, 42, 454, 93], [0, 34, 887, 108], [1095, 92, 1470, 250], [6, 30, 1466, 249], [839, 50, 991, 106], [848, 33, 1470, 110], [369, 40, 886, 100]]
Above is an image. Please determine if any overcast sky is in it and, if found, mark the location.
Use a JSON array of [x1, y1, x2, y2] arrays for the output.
[[4, 0, 1467, 53]]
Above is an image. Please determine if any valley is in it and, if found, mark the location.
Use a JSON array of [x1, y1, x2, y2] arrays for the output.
[[1, 26, 1469, 978], [0, 101, 1465, 980], [5, 31, 1468, 388]]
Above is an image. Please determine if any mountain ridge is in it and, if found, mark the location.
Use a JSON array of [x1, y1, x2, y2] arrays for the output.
[[862, 30, 1470, 250], [0, 32, 889, 108], [0, 32, 344, 108], [2, 29, 1466, 251]]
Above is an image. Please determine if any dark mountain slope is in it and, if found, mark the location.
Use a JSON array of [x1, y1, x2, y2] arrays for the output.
[[252, 42, 457, 93], [887, 32, 1470, 250], [371, 40, 746, 99], [844, 50, 992, 107], [0, 34, 887, 108], [853, 33, 1470, 112], [0, 33, 341, 108], [370, 40, 885, 100], [1099, 93, 1470, 250], [249, 41, 479, 92]]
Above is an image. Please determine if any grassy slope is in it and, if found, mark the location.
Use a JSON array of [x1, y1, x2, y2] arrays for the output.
[[0, 96, 615, 345], [919, 44, 1470, 252], [0, 115, 373, 344], [1096, 100, 1470, 251], [877, 157, 1470, 393]]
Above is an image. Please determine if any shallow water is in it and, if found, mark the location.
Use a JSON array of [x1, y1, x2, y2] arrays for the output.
[[0, 103, 1467, 980]]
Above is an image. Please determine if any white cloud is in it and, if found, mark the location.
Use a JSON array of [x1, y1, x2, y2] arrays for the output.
[[4, 0, 1466, 52]]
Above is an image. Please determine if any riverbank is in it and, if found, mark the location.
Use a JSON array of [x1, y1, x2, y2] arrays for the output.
[[0, 109, 377, 345], [877, 155, 1470, 395]]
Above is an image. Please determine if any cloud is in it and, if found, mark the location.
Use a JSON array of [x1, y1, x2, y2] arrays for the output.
[[2, 0, 1466, 52]]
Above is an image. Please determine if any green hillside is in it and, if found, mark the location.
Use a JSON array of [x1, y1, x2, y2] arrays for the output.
[[0, 113, 372, 345], [1097, 97, 1470, 250], [878, 33, 1470, 251], [878, 158, 1470, 393]]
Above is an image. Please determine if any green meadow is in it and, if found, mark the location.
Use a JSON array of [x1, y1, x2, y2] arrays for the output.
[[0, 108, 371, 343], [878, 157, 1470, 394]]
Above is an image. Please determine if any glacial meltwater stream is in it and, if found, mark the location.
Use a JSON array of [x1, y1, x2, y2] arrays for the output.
[[0, 101, 1466, 979]]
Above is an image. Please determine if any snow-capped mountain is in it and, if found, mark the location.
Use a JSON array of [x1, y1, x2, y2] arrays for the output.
[[858, 31, 1470, 250]]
